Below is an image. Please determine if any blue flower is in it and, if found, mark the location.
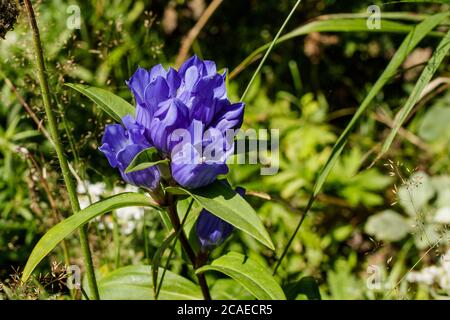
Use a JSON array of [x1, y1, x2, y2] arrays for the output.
[[126, 55, 245, 189], [99, 115, 160, 190], [196, 186, 245, 250]]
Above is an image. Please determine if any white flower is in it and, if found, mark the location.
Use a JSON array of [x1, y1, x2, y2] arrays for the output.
[[407, 249, 450, 292]]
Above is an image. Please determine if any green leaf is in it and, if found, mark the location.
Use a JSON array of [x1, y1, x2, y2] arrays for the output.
[[166, 181, 274, 250], [21, 193, 156, 282], [365, 210, 411, 242], [85, 265, 202, 300], [378, 27, 450, 159], [210, 279, 254, 300], [418, 104, 450, 142], [125, 147, 169, 173], [65, 83, 134, 122], [197, 252, 286, 300], [398, 171, 434, 216]]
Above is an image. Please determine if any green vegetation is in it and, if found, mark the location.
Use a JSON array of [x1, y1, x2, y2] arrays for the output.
[[0, 0, 449, 300]]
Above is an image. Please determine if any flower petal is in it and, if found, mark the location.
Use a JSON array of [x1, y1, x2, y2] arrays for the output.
[[126, 67, 151, 105], [99, 124, 128, 168]]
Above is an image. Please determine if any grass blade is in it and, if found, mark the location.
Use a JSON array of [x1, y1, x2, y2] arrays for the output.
[[377, 27, 450, 161], [231, 14, 445, 79], [240, 0, 302, 101]]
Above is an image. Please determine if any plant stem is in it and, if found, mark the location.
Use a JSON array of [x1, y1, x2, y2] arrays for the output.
[[155, 199, 193, 299], [23, 0, 100, 300], [166, 194, 211, 300], [112, 212, 121, 269]]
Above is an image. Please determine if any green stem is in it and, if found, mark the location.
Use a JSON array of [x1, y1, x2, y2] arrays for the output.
[[23, 0, 100, 300], [155, 199, 194, 299], [166, 194, 211, 300], [112, 212, 121, 269]]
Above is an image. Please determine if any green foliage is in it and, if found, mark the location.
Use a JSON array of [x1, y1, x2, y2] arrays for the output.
[[125, 147, 169, 174], [85, 265, 203, 300], [21, 193, 156, 283], [65, 83, 135, 122], [197, 252, 286, 300], [1, 0, 449, 301], [166, 181, 275, 250]]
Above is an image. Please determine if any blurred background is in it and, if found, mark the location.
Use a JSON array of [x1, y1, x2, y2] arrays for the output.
[[0, 0, 449, 299]]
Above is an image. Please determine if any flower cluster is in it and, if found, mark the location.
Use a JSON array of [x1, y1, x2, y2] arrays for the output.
[[100, 56, 245, 190]]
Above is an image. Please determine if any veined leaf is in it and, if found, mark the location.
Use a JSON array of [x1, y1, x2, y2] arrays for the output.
[[166, 181, 274, 250], [65, 83, 134, 122], [125, 147, 169, 173], [85, 265, 202, 300], [21, 193, 156, 282], [197, 252, 286, 300], [378, 27, 450, 159]]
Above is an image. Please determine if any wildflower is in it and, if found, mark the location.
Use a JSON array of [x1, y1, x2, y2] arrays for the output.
[[126, 55, 244, 188], [99, 115, 160, 190]]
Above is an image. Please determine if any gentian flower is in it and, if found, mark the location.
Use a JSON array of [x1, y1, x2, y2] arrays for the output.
[[99, 115, 160, 190], [196, 186, 245, 250], [126, 55, 245, 189]]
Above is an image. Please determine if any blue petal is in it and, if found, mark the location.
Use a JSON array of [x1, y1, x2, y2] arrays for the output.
[[144, 76, 170, 109], [117, 144, 161, 190], [203, 60, 217, 76], [136, 104, 153, 138], [149, 64, 167, 82], [178, 55, 205, 78], [171, 160, 228, 189], [126, 67, 151, 105], [99, 124, 128, 168], [150, 98, 190, 153], [122, 114, 149, 146], [196, 210, 233, 248], [210, 101, 245, 132], [99, 116, 160, 190], [166, 67, 181, 97], [183, 65, 200, 91]]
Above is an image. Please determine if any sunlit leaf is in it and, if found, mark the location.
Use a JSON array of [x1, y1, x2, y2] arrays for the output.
[[22, 193, 156, 282], [166, 181, 274, 250], [84, 265, 202, 300], [66, 83, 134, 122], [124, 147, 168, 173], [197, 252, 286, 300]]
